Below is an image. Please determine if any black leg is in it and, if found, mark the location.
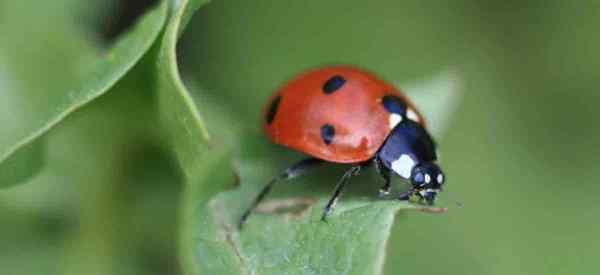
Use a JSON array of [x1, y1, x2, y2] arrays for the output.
[[374, 158, 391, 198], [398, 190, 412, 201], [321, 165, 361, 221], [239, 158, 324, 229]]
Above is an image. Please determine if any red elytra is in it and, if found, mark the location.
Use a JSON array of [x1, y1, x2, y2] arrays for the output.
[[264, 66, 425, 163]]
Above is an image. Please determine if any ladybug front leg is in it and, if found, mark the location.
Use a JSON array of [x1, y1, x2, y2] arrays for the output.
[[239, 158, 324, 229], [321, 165, 362, 221], [374, 157, 391, 198]]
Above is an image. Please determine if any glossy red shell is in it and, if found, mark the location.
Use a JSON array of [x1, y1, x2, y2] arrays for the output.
[[264, 66, 425, 163]]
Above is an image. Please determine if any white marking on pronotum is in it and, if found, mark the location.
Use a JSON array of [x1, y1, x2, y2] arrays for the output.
[[437, 174, 444, 183], [391, 154, 415, 178], [389, 113, 402, 129], [407, 108, 419, 122], [425, 174, 431, 184]]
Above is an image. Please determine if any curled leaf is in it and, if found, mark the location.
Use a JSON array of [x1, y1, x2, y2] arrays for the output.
[[0, 1, 168, 187]]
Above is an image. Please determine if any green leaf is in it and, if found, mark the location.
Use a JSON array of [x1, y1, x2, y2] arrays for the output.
[[0, 142, 45, 188], [156, 0, 211, 176], [153, 1, 461, 273], [152, 1, 215, 274], [0, 1, 168, 187], [187, 155, 419, 275]]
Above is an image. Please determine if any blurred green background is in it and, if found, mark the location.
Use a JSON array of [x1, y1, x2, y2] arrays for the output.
[[1, 0, 599, 274]]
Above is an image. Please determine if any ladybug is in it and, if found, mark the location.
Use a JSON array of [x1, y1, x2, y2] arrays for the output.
[[240, 66, 445, 227]]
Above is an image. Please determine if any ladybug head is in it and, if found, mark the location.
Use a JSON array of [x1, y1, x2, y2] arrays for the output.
[[410, 162, 445, 204]]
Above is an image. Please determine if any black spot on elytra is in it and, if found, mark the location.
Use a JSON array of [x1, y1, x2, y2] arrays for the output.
[[266, 96, 282, 124], [382, 95, 407, 115], [322, 75, 346, 94], [320, 124, 335, 145]]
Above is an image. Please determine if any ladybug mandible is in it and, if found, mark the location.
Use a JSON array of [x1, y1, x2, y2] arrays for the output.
[[240, 66, 445, 227]]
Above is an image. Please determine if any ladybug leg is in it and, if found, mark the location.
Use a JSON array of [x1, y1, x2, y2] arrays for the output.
[[239, 158, 324, 229], [374, 158, 391, 198], [398, 190, 412, 201], [321, 165, 362, 222]]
